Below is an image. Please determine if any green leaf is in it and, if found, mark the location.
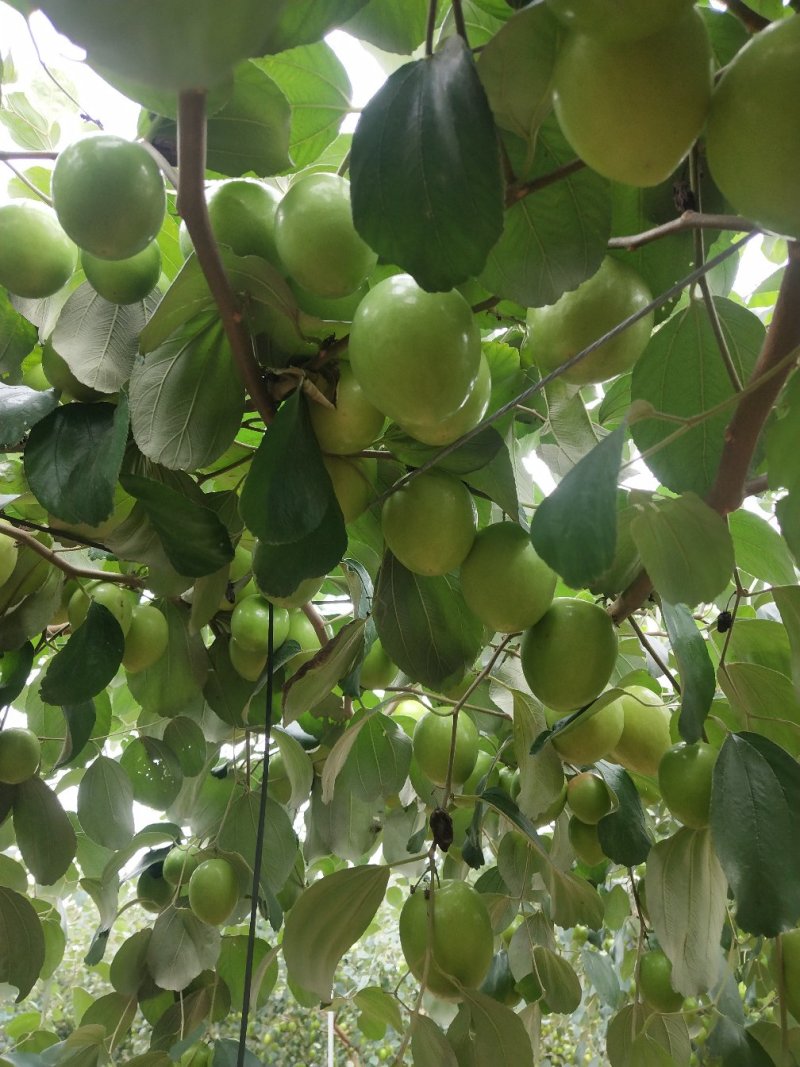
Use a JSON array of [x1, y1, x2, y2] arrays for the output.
[[206, 61, 291, 176], [381, 425, 504, 477], [776, 492, 800, 564], [283, 618, 365, 723], [256, 43, 351, 170], [459, 989, 535, 1066], [241, 390, 336, 544], [13, 775, 77, 884], [710, 733, 800, 936], [630, 493, 735, 607], [766, 368, 800, 492], [595, 761, 651, 866], [477, 3, 561, 161], [350, 36, 503, 292], [58, 700, 100, 769], [0, 641, 34, 708], [39, 603, 125, 706], [645, 827, 728, 996], [774, 586, 800, 699], [121, 474, 234, 578], [0, 886, 45, 1001], [272, 728, 314, 810], [217, 790, 297, 895], [606, 1003, 651, 1067], [0, 384, 59, 449], [412, 1016, 459, 1067], [49, 283, 155, 393], [249, 497, 347, 597], [77, 756, 135, 850], [530, 424, 626, 589], [340, 714, 412, 804], [662, 601, 716, 744], [129, 311, 246, 472], [0, 289, 38, 380], [304, 776, 377, 864], [532, 946, 582, 1014], [718, 663, 800, 756], [344, 0, 428, 53], [203, 636, 255, 727], [282, 865, 390, 1001], [126, 601, 208, 719], [373, 554, 485, 690], [728, 508, 796, 586], [146, 906, 221, 992], [24, 399, 129, 525], [163, 717, 207, 778], [81, 992, 136, 1050], [480, 116, 611, 307], [267, 0, 370, 51], [631, 299, 763, 495]]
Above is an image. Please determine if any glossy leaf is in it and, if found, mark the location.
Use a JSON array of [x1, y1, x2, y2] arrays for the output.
[[249, 497, 347, 598], [596, 761, 651, 867], [0, 383, 58, 448], [0, 641, 34, 708], [0, 887, 45, 1001], [13, 775, 77, 884], [39, 603, 125, 706], [662, 601, 716, 744]]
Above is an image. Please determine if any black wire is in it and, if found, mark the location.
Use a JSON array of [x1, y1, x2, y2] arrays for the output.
[[237, 600, 274, 1066]]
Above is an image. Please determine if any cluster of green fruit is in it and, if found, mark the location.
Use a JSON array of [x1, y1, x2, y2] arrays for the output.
[[547, 0, 800, 238], [66, 579, 169, 673], [137, 845, 240, 927]]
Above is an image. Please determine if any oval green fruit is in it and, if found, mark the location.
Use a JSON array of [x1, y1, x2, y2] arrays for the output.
[[81, 241, 161, 304], [266, 752, 292, 806], [0, 202, 76, 298], [0, 534, 18, 588], [706, 16, 800, 239], [162, 844, 203, 888], [773, 928, 800, 1023], [309, 363, 384, 455], [520, 598, 618, 712], [122, 603, 169, 673], [608, 686, 672, 777], [228, 637, 266, 682], [398, 352, 491, 448], [546, 0, 694, 44], [0, 727, 41, 785], [274, 173, 376, 298], [323, 455, 375, 523], [549, 699, 624, 766], [566, 772, 612, 825], [188, 858, 239, 926], [399, 880, 493, 999], [137, 865, 172, 913], [459, 521, 556, 633], [413, 710, 478, 788], [359, 639, 397, 691], [568, 816, 606, 867], [52, 135, 166, 260], [230, 595, 290, 654], [524, 258, 654, 386], [382, 470, 476, 577], [349, 274, 481, 428], [657, 741, 717, 829], [553, 9, 712, 187], [206, 178, 282, 265], [68, 581, 135, 635], [41, 341, 105, 403], [639, 948, 683, 1013]]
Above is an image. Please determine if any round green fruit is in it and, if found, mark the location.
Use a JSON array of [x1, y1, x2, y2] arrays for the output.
[[546, 0, 694, 44], [398, 352, 491, 448], [323, 455, 375, 523], [548, 698, 624, 766], [274, 173, 376, 298], [413, 710, 479, 788], [41, 341, 105, 402], [553, 10, 712, 187], [392, 698, 430, 737], [52, 135, 166, 260], [266, 752, 292, 806], [228, 637, 266, 682], [568, 816, 606, 867], [68, 581, 135, 635], [291, 281, 366, 322], [0, 202, 76, 298], [349, 274, 481, 428], [566, 772, 612, 825], [284, 610, 324, 676], [460, 749, 501, 795], [0, 727, 41, 785], [81, 241, 161, 304], [399, 881, 493, 999], [137, 865, 172, 913], [382, 470, 476, 577], [0, 534, 18, 588], [162, 844, 203, 888], [459, 521, 556, 633], [706, 16, 800, 239], [608, 686, 672, 777], [359, 639, 397, 690], [122, 603, 169, 673], [204, 178, 282, 265], [188, 858, 239, 926], [773, 928, 800, 1022], [657, 741, 717, 829], [230, 595, 290, 654], [524, 257, 654, 386], [309, 363, 384, 455], [520, 598, 618, 712], [228, 543, 252, 583], [639, 949, 683, 1013]]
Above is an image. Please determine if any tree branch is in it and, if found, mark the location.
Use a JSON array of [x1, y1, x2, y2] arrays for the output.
[[505, 159, 585, 207], [0, 521, 143, 590], [301, 600, 330, 648], [0, 150, 58, 161], [608, 211, 758, 252], [722, 0, 770, 31], [176, 90, 275, 425]]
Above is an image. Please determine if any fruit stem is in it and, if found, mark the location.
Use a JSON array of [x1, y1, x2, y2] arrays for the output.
[[176, 90, 276, 426], [425, 0, 439, 57], [0, 520, 143, 590]]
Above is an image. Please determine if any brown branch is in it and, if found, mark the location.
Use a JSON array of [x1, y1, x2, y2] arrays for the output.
[[176, 90, 275, 425], [0, 150, 58, 161], [610, 242, 800, 625], [505, 158, 585, 207], [301, 601, 330, 648], [722, 0, 770, 31], [0, 521, 143, 589], [628, 615, 680, 694], [744, 473, 769, 497], [608, 211, 759, 252]]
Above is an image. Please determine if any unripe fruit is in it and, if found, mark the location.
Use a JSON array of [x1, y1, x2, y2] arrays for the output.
[[639, 948, 683, 1013], [188, 858, 239, 926], [399, 353, 491, 448], [309, 363, 384, 455], [0, 727, 41, 784], [608, 686, 672, 778], [382, 470, 476, 577], [658, 742, 717, 829], [548, 700, 624, 766], [568, 816, 606, 867], [162, 844, 203, 887], [81, 241, 162, 303], [413, 710, 479, 788], [68, 581, 135, 635], [359, 639, 397, 691], [546, 0, 694, 44], [122, 603, 169, 673], [567, 772, 613, 825], [206, 178, 282, 264], [0, 202, 76, 298], [230, 595, 290, 654]]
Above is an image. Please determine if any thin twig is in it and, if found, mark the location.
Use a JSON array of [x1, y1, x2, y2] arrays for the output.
[[0, 150, 57, 160], [138, 139, 180, 190], [628, 616, 680, 694], [505, 159, 585, 207], [26, 19, 103, 127], [0, 520, 143, 589], [608, 211, 759, 252], [1, 160, 52, 205]]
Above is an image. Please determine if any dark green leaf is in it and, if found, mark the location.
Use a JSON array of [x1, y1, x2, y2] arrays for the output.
[[774, 586, 800, 699], [206, 62, 291, 176], [24, 398, 129, 525], [461, 439, 521, 521], [340, 714, 412, 803], [13, 775, 77, 884], [710, 733, 800, 936], [0, 384, 59, 448], [57, 701, 97, 768], [530, 424, 625, 589], [267, 0, 370, 52], [218, 790, 297, 895], [78, 755, 135, 850], [662, 601, 716, 744], [39, 603, 125, 706], [203, 636, 256, 727], [373, 554, 485, 689], [304, 775, 377, 864], [344, 0, 427, 52], [631, 300, 763, 495], [0, 886, 45, 1001], [249, 497, 347, 598], [596, 761, 651, 866], [0, 641, 34, 708], [381, 424, 504, 476], [283, 618, 365, 723], [0, 289, 38, 380], [776, 492, 800, 564], [350, 36, 503, 291], [121, 474, 234, 578], [163, 717, 207, 777]]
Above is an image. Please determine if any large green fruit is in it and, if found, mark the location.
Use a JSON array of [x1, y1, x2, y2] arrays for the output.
[[81, 241, 161, 304], [206, 179, 282, 265], [413, 710, 479, 788], [359, 639, 397, 691], [188, 858, 239, 926], [0, 202, 76, 298], [546, 0, 694, 44], [52, 135, 166, 260], [309, 363, 384, 455], [459, 521, 556, 633], [230, 595, 290, 654], [523, 258, 654, 386], [553, 9, 712, 187], [520, 598, 618, 712], [0, 727, 41, 785], [548, 699, 624, 766], [348, 274, 481, 428], [639, 949, 683, 1013], [323, 455, 375, 523], [706, 16, 800, 239], [381, 470, 476, 577], [0, 534, 18, 588], [568, 816, 606, 866], [608, 686, 672, 777], [41, 342, 105, 403], [399, 880, 493, 999], [122, 603, 169, 673], [398, 352, 491, 447], [274, 173, 376, 298], [657, 741, 717, 829], [566, 772, 613, 825], [68, 581, 135, 635]]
